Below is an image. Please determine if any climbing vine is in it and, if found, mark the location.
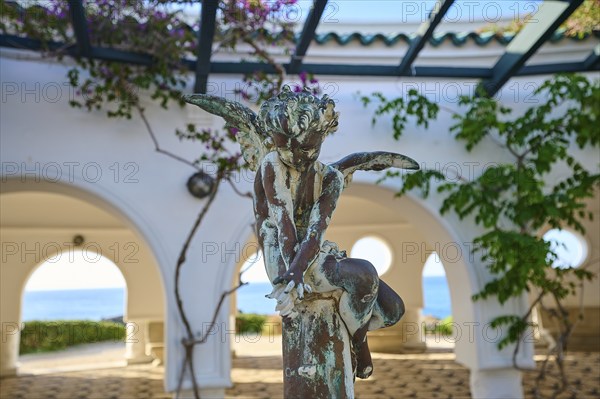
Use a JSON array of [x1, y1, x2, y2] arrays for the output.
[[361, 73, 599, 398]]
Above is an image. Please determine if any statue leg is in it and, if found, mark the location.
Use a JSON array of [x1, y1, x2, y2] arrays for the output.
[[351, 280, 404, 379], [341, 279, 404, 379], [320, 256, 379, 334], [368, 278, 405, 330], [318, 255, 379, 378], [353, 324, 374, 379]]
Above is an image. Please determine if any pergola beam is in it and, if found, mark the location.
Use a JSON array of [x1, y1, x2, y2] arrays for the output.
[[211, 62, 492, 78], [519, 60, 599, 75], [398, 0, 455, 75], [1, 34, 597, 78], [479, 0, 584, 97], [68, 0, 91, 57], [582, 44, 600, 70], [0, 35, 155, 64], [194, 0, 218, 93], [288, 0, 328, 74]]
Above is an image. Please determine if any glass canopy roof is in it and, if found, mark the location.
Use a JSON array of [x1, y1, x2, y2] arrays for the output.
[[1, 0, 598, 96]]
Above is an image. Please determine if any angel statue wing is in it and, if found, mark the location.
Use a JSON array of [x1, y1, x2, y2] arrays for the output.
[[329, 151, 420, 187], [182, 94, 272, 171]]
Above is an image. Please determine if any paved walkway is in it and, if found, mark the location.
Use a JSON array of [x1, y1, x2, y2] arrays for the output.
[[18, 341, 126, 375], [1, 339, 599, 398]]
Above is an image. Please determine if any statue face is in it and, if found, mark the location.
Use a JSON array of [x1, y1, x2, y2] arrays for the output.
[[260, 89, 338, 139], [272, 130, 323, 170]]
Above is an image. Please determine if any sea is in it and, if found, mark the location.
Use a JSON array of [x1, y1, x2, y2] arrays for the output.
[[23, 288, 125, 321], [22, 276, 451, 321]]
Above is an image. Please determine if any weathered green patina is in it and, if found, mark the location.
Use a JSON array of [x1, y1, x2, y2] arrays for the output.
[[184, 87, 419, 397]]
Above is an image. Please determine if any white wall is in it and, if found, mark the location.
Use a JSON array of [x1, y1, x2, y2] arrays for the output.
[[2, 45, 598, 394]]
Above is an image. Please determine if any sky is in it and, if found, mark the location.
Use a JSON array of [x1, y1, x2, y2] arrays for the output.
[[543, 228, 587, 269], [240, 253, 270, 283], [423, 252, 446, 277], [180, 0, 541, 28], [299, 0, 543, 23], [24, 250, 126, 292]]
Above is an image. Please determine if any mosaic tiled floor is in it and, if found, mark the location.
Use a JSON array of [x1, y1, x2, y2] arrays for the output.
[[1, 350, 599, 398]]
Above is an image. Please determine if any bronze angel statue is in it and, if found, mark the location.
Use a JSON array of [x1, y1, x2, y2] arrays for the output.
[[184, 86, 419, 380]]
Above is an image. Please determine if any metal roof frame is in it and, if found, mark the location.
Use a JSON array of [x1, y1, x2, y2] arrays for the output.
[[478, 0, 585, 96], [194, 0, 218, 93], [289, 0, 328, 74], [398, 0, 455, 75], [582, 44, 600, 70], [68, 0, 91, 57], [1, 0, 597, 97]]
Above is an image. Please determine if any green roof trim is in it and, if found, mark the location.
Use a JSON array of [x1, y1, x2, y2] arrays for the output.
[[2, 0, 596, 50], [311, 29, 599, 47]]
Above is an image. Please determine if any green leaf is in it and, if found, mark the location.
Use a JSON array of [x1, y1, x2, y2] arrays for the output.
[[366, 74, 600, 351]]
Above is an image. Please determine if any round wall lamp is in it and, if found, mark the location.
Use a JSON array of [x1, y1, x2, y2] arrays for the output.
[[72, 234, 85, 247], [187, 171, 215, 199]]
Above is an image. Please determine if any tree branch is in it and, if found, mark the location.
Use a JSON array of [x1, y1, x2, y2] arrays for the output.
[[512, 289, 545, 371], [136, 105, 200, 170], [174, 176, 223, 399], [189, 280, 249, 346], [227, 177, 253, 199], [242, 38, 286, 92]]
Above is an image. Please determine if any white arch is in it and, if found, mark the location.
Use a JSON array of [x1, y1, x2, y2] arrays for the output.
[[348, 183, 535, 371], [1, 176, 170, 298], [0, 176, 169, 374], [219, 181, 536, 374], [218, 182, 483, 366], [346, 184, 478, 359]]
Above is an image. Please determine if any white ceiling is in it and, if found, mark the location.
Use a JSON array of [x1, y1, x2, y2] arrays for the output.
[[0, 192, 125, 229]]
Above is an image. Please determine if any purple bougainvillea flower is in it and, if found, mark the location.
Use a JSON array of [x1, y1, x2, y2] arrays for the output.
[[298, 71, 308, 83]]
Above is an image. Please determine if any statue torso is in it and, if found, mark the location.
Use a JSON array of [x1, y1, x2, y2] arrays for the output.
[[281, 158, 326, 240], [261, 151, 327, 240]]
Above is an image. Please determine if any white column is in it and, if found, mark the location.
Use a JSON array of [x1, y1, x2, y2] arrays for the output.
[[0, 323, 20, 376], [470, 368, 523, 399], [367, 306, 426, 353], [399, 307, 426, 353], [0, 256, 25, 377], [125, 319, 154, 365], [176, 388, 225, 399]]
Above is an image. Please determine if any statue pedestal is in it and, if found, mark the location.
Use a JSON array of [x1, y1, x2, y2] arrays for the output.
[[282, 293, 354, 399]]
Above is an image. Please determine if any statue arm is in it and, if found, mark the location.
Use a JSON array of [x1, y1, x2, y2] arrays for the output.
[[253, 168, 268, 248], [253, 167, 287, 282], [285, 168, 344, 280], [260, 158, 298, 273]]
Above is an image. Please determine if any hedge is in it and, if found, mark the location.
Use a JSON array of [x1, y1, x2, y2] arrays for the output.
[[426, 316, 454, 336], [19, 320, 126, 354], [235, 313, 267, 334]]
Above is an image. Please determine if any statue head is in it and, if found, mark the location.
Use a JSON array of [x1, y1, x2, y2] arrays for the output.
[[259, 86, 339, 169], [259, 86, 339, 139]]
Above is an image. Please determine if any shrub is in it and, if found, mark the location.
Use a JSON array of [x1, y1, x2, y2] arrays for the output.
[[236, 313, 267, 334], [427, 316, 454, 336], [19, 320, 125, 355]]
